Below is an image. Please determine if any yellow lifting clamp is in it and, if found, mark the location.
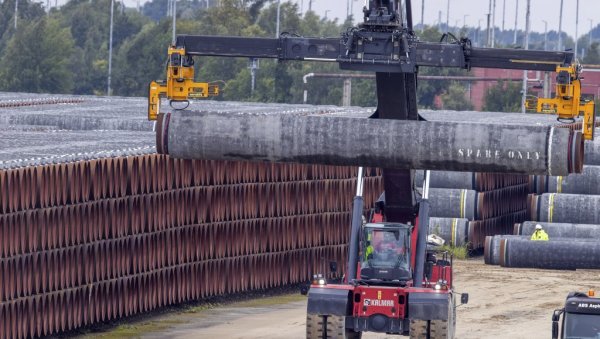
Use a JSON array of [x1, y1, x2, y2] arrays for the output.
[[527, 63, 596, 140], [148, 46, 219, 121]]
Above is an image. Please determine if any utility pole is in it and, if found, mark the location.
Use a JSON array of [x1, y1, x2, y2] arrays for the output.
[[438, 10, 442, 31], [486, 12, 491, 47], [108, 0, 114, 96], [172, 0, 176, 44], [542, 20, 549, 99], [324, 9, 330, 19], [487, 0, 492, 47], [590, 19, 594, 46], [446, 0, 449, 31], [574, 0, 579, 59], [276, 0, 281, 37], [421, 0, 424, 28], [542, 20, 548, 51], [14, 0, 18, 30], [513, 0, 518, 44], [558, 0, 564, 51], [463, 14, 469, 28], [308, 0, 312, 12], [502, 0, 505, 32], [491, 0, 496, 48], [478, 19, 483, 46], [521, 0, 530, 113]]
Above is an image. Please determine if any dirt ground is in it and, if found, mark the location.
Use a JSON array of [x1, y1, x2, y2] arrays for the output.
[[76, 258, 600, 339]]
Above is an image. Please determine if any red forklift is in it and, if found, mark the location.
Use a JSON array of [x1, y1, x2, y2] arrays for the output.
[[305, 169, 468, 338]]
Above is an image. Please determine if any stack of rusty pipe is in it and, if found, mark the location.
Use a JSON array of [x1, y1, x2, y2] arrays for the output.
[[0, 155, 386, 338]]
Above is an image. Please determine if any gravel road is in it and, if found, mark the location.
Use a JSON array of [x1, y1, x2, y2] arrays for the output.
[[74, 258, 600, 339]]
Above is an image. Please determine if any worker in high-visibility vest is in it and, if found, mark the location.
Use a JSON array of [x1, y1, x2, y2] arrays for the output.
[[531, 224, 549, 241], [365, 240, 374, 260]]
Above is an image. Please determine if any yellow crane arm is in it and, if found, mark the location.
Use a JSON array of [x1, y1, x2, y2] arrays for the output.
[[527, 64, 596, 140], [148, 46, 219, 121]]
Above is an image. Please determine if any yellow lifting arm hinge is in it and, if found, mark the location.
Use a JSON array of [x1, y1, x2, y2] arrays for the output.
[[148, 46, 219, 121]]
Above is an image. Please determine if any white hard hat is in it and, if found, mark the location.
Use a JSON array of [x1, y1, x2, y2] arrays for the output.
[[535, 224, 543, 230]]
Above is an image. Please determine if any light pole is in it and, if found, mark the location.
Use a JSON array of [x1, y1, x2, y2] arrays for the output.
[[276, 0, 281, 37], [513, 0, 518, 44], [542, 20, 548, 51], [14, 0, 18, 29], [420, 0, 424, 28], [491, 0, 496, 48], [172, 0, 176, 44], [324, 9, 330, 19], [463, 14, 469, 28], [521, 0, 530, 113], [501, 0, 505, 31], [558, 0, 564, 51], [590, 19, 594, 46], [575, 0, 579, 59], [107, 0, 114, 96], [478, 18, 483, 46], [446, 0, 449, 31]]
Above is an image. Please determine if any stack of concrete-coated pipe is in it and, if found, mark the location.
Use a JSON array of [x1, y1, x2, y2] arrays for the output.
[[530, 165, 600, 195], [416, 171, 530, 191], [428, 218, 469, 247], [514, 221, 600, 238], [415, 171, 530, 250], [498, 237, 600, 269], [528, 193, 600, 224], [157, 111, 584, 176]]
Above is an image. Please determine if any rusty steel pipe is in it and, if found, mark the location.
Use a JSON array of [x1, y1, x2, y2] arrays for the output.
[[157, 111, 583, 176]]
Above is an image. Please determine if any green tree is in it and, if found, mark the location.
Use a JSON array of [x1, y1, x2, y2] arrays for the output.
[[0, 0, 45, 53], [482, 81, 522, 112], [583, 42, 600, 64], [0, 17, 75, 93], [440, 82, 473, 111]]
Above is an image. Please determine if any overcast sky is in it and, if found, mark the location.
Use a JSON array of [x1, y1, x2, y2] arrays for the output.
[[60, 0, 597, 39], [294, 0, 597, 39]]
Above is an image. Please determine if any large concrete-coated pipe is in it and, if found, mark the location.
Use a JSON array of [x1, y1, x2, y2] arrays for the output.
[[429, 189, 478, 220], [157, 111, 583, 175], [543, 166, 600, 195], [530, 193, 600, 224], [484, 235, 523, 265], [428, 218, 469, 247], [499, 238, 600, 269], [584, 134, 600, 165], [515, 221, 600, 238], [415, 171, 475, 189]]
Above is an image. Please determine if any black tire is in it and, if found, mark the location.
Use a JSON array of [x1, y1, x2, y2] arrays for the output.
[[307, 313, 326, 339], [430, 295, 456, 339], [409, 319, 429, 339], [326, 315, 362, 339]]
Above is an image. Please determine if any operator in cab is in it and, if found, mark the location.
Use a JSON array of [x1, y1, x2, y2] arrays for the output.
[[531, 224, 549, 241]]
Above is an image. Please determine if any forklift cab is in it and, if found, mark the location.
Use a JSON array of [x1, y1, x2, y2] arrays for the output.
[[360, 223, 412, 282]]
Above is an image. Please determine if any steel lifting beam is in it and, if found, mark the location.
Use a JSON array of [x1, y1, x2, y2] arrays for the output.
[[175, 35, 573, 73]]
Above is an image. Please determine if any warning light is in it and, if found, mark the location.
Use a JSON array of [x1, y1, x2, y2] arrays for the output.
[[589, 289, 596, 297]]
